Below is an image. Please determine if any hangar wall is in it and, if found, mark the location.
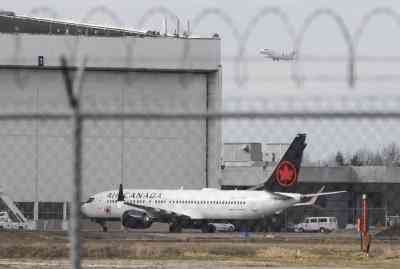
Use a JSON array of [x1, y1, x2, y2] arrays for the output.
[[0, 32, 222, 210]]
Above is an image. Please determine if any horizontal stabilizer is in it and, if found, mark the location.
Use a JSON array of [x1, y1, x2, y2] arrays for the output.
[[301, 190, 347, 198], [294, 186, 346, 207]]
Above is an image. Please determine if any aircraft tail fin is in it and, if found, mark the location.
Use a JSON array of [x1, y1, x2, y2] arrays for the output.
[[250, 133, 306, 191], [117, 184, 125, 202]]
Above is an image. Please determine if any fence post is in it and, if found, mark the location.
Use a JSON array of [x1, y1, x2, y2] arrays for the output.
[[61, 57, 82, 269]]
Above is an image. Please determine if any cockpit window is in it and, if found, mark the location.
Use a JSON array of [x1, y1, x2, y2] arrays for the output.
[[86, 197, 95, 203]]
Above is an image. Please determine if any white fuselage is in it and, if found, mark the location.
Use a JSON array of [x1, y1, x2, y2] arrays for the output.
[[81, 188, 301, 221]]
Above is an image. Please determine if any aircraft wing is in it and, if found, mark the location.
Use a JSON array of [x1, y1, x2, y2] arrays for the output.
[[123, 201, 191, 222]]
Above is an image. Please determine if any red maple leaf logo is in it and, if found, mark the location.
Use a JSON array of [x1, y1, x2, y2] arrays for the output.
[[276, 161, 297, 187], [105, 207, 111, 214]]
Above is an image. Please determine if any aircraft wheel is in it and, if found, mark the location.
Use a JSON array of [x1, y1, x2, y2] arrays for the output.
[[169, 223, 182, 233], [101, 223, 108, 233], [208, 224, 216, 233], [201, 224, 215, 233]]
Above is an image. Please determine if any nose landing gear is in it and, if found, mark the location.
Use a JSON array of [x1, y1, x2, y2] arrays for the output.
[[94, 219, 108, 232]]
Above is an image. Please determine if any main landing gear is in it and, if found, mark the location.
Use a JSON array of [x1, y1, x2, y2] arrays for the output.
[[95, 219, 108, 232], [201, 223, 216, 233], [169, 222, 183, 233]]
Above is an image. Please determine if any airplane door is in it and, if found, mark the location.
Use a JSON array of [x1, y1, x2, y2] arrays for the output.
[[248, 200, 259, 214]]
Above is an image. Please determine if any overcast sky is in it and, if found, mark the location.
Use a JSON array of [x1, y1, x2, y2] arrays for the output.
[[3, 0, 400, 161]]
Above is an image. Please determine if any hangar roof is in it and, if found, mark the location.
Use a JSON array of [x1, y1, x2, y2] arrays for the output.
[[0, 12, 201, 38]]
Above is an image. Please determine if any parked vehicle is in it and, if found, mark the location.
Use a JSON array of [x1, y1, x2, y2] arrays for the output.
[[294, 217, 338, 233], [205, 223, 235, 233]]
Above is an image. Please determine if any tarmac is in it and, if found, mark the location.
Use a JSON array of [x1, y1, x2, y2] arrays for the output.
[[0, 228, 399, 269]]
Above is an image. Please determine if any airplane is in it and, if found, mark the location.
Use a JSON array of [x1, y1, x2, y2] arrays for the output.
[[260, 49, 296, 61], [81, 134, 346, 233]]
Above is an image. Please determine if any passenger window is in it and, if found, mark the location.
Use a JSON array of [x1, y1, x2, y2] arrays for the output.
[[310, 219, 317, 223], [319, 218, 327, 223]]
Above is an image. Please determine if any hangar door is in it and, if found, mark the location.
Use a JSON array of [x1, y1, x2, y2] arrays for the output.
[[0, 70, 208, 202]]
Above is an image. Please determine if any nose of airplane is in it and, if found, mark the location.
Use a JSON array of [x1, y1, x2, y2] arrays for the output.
[[80, 203, 89, 217]]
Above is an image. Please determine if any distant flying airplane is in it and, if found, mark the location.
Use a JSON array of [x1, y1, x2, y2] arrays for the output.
[[81, 134, 346, 233], [260, 49, 296, 61]]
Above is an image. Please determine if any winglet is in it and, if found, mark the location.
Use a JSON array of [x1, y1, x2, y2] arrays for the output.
[[294, 186, 325, 207]]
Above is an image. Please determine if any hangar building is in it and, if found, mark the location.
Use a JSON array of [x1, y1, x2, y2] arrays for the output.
[[0, 13, 222, 226]]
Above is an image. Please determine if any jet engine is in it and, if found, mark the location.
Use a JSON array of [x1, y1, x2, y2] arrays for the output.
[[121, 210, 152, 229]]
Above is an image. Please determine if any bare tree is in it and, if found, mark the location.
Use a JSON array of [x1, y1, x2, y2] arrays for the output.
[[325, 143, 398, 167], [350, 153, 362, 166], [372, 151, 384, 165], [382, 142, 400, 166], [335, 151, 345, 166]]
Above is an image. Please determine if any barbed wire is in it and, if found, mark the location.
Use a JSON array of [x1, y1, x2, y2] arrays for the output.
[[292, 8, 355, 87]]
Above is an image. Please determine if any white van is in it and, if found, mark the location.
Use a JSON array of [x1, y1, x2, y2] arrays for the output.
[[294, 217, 338, 233]]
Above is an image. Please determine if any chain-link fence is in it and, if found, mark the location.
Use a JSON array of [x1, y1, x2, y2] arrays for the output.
[[1, 5, 400, 268]]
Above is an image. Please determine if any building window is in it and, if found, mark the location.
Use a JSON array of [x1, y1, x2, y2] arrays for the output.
[[15, 202, 34, 220], [38, 202, 63, 220]]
